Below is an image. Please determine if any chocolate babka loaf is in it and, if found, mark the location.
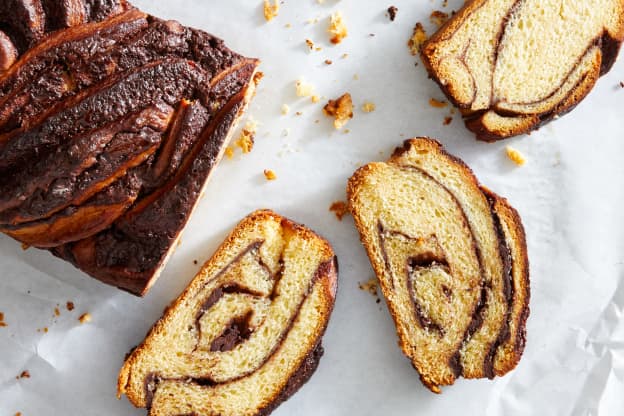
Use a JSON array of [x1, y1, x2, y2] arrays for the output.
[[420, 0, 624, 141], [347, 138, 529, 392], [118, 210, 338, 416], [0, 1, 260, 295]]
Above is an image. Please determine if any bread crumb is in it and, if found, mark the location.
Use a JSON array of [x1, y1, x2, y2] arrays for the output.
[[305, 38, 315, 50], [263, 0, 279, 22], [430, 10, 449, 27], [285, 23, 291, 28], [328, 11, 348, 44], [311, 95, 321, 103], [235, 119, 258, 154], [329, 201, 349, 221], [66, 301, 75, 311], [79, 313, 92, 324], [37, 327, 49, 333], [281, 104, 290, 115], [359, 277, 378, 297], [323, 93, 354, 129], [505, 146, 526, 166], [0, 312, 6, 327], [224, 146, 234, 159], [263, 169, 277, 180], [443, 0, 448, 7], [295, 79, 315, 97], [21, 242, 30, 250], [54, 307, 60, 317], [342, 53, 349, 59], [16, 370, 30, 379], [429, 98, 447, 108], [362, 101, 376, 113], [408, 23, 427, 55], [387, 6, 398, 21], [15, 412, 21, 416], [324, 59, 332, 65]]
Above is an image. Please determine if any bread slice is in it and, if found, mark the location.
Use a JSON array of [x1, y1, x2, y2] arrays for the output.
[[347, 138, 529, 392], [420, 0, 624, 141], [118, 210, 338, 416]]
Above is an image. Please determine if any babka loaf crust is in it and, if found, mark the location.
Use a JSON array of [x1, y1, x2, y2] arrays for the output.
[[421, 0, 624, 141], [0, 1, 260, 295], [348, 138, 529, 392], [118, 210, 338, 416]]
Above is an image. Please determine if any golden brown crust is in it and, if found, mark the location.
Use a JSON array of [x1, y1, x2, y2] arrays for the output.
[[348, 137, 530, 392], [118, 209, 337, 415]]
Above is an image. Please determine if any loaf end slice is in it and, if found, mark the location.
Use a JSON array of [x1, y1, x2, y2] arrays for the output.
[[347, 137, 529, 392], [118, 209, 338, 416], [420, 0, 624, 141]]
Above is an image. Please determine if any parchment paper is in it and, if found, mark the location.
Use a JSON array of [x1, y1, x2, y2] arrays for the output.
[[1, 1, 623, 415]]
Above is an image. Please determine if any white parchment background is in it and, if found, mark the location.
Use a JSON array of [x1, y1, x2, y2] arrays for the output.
[[1, 0, 623, 415]]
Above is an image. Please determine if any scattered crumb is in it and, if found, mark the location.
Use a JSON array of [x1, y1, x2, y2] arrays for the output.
[[224, 146, 234, 159], [620, 81, 624, 88], [328, 11, 348, 44], [37, 327, 49, 333], [329, 201, 349, 221], [324, 59, 332, 65], [430, 10, 449, 27], [429, 98, 447, 108], [443, 116, 453, 125], [263, 169, 277, 180], [306, 17, 319, 24], [285, 23, 292, 28], [295, 79, 315, 97], [263, 0, 279, 22], [353, 73, 359, 80], [78, 313, 92, 324], [311, 95, 321, 103], [342, 53, 349, 59], [21, 243, 30, 250], [344, 129, 351, 134], [359, 277, 379, 298], [0, 312, 6, 327], [387, 6, 398, 21], [408, 23, 428, 55], [281, 104, 290, 115], [369, 33, 376, 37], [323, 93, 354, 129], [15, 412, 21, 416], [235, 119, 258, 154], [362, 101, 376, 113], [305, 38, 315, 51], [505, 146, 526, 166], [54, 307, 60, 317], [66, 301, 75, 311], [16, 370, 30, 379], [443, 0, 448, 7]]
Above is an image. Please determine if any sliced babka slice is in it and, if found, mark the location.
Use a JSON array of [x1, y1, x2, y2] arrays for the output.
[[117, 210, 338, 416], [347, 138, 529, 392], [420, 0, 624, 141], [0, 1, 260, 295]]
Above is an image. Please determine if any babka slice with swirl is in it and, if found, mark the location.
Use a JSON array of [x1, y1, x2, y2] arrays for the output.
[[118, 210, 338, 416], [347, 138, 529, 393], [420, 0, 624, 141]]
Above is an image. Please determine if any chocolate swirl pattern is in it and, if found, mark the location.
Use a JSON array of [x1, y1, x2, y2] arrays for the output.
[[118, 210, 338, 416], [0, 1, 260, 295], [348, 138, 529, 392], [421, 0, 624, 141]]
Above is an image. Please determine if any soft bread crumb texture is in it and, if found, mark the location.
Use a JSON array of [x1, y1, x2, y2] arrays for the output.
[[430, 11, 449, 27], [505, 146, 526, 166], [329, 12, 348, 44], [281, 104, 290, 115], [235, 119, 258, 154], [347, 137, 529, 393], [117, 210, 337, 416], [362, 101, 376, 113], [323, 93, 354, 129], [408, 23, 428, 55], [263, 0, 279, 22], [295, 79, 315, 97]]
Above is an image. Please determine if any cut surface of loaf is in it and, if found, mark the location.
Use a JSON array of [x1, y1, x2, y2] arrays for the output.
[[420, 0, 624, 141], [118, 210, 338, 416], [0, 1, 260, 295], [347, 138, 529, 392]]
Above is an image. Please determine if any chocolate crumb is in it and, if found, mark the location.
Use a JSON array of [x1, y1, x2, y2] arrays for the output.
[[329, 201, 349, 221], [66, 301, 75, 311], [193, 260, 198, 265], [387, 6, 398, 21], [443, 116, 453, 125], [16, 370, 30, 379], [620, 81, 624, 88]]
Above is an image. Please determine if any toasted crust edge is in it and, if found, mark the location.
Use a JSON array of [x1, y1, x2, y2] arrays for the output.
[[117, 209, 338, 415]]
